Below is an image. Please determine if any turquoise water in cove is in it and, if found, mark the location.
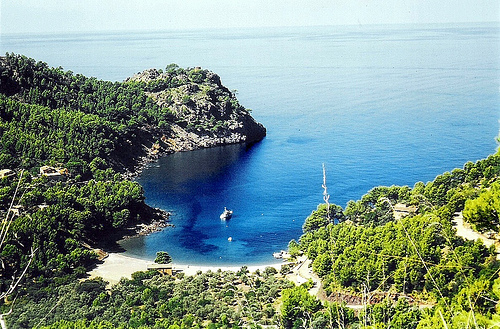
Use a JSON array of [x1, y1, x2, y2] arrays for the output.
[[2, 23, 499, 265]]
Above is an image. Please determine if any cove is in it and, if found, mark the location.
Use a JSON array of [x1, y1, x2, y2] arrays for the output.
[[81, 23, 500, 265], [121, 141, 309, 266]]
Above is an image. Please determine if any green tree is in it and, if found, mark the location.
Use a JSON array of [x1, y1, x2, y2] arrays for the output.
[[463, 181, 500, 232], [155, 251, 172, 264], [280, 285, 321, 329]]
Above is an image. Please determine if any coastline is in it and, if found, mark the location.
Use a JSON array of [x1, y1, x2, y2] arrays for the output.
[[88, 252, 287, 286], [122, 127, 266, 181]]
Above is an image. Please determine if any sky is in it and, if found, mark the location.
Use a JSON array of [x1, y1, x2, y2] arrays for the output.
[[1, 0, 499, 34]]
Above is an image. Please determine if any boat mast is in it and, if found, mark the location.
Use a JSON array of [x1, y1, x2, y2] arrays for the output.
[[322, 163, 331, 223]]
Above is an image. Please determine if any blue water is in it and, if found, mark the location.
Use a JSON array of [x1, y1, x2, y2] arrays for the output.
[[2, 24, 499, 265]]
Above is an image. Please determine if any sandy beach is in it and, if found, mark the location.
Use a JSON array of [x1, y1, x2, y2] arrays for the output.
[[88, 253, 152, 285], [88, 252, 287, 285]]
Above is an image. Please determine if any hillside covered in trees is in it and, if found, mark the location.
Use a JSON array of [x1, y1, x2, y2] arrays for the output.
[[4, 150, 499, 329], [0, 53, 266, 175], [1, 54, 499, 328], [287, 151, 500, 328]]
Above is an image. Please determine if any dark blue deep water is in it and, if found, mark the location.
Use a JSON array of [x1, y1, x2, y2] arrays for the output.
[[2, 24, 499, 265]]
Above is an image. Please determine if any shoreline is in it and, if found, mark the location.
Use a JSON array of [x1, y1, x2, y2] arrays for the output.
[[88, 252, 288, 285], [103, 207, 173, 243], [123, 134, 266, 181]]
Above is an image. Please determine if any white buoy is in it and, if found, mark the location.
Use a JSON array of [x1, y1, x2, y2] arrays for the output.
[[228, 237, 233, 242]]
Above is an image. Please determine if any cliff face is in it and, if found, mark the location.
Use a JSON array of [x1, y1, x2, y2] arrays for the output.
[[125, 68, 266, 154]]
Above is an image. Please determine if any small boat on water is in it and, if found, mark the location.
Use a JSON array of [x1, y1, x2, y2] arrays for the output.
[[220, 207, 233, 220]]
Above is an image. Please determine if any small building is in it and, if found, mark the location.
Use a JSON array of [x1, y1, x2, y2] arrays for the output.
[[40, 165, 68, 180], [393, 203, 418, 220], [0, 169, 15, 179], [38, 204, 49, 210], [93, 249, 109, 261], [147, 263, 176, 276], [8, 205, 23, 217]]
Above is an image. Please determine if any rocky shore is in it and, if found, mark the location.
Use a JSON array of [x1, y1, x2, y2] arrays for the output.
[[127, 209, 174, 238], [114, 207, 173, 241]]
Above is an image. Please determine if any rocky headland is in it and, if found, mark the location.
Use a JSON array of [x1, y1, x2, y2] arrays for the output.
[[121, 67, 266, 176]]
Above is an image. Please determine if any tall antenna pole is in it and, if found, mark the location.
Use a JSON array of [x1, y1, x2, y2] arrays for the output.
[[322, 163, 331, 222]]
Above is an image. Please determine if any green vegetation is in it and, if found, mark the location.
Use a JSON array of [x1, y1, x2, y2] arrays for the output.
[[280, 285, 322, 328], [12, 268, 292, 329], [155, 251, 172, 264], [463, 181, 500, 232]]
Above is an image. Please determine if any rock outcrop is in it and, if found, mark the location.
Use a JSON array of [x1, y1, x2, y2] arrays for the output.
[[126, 68, 265, 148]]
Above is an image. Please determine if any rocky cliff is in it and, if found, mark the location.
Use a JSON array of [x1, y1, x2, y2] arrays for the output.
[[125, 67, 265, 156]]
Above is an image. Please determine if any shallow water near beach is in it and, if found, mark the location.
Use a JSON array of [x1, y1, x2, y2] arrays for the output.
[[3, 23, 499, 265]]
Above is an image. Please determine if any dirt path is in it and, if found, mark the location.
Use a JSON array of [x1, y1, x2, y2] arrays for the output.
[[282, 212, 499, 304], [278, 213, 499, 306], [286, 256, 322, 298], [452, 212, 498, 259]]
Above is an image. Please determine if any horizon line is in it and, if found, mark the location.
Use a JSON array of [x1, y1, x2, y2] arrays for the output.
[[1, 20, 499, 37]]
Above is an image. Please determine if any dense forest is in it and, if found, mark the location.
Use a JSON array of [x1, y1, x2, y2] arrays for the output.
[[1, 54, 499, 328]]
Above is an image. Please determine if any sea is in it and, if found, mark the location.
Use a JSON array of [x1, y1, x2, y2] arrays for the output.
[[1, 23, 499, 266]]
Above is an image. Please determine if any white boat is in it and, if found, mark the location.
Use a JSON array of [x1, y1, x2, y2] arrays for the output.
[[220, 207, 233, 220]]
